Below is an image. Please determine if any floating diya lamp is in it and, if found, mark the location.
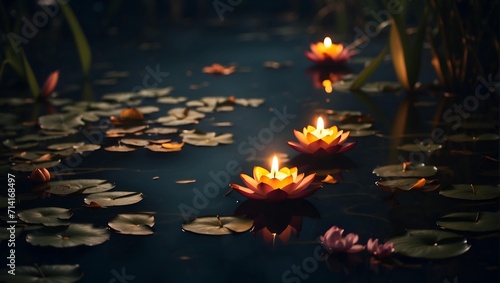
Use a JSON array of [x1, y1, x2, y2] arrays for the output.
[[288, 117, 356, 156], [229, 155, 321, 202], [305, 37, 357, 65]]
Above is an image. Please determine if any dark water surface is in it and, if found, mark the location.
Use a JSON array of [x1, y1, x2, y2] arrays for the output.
[[2, 17, 499, 283]]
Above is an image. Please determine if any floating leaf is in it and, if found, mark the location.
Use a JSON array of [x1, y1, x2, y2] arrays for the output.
[[398, 143, 442, 153], [157, 96, 187, 104], [11, 160, 60, 172], [376, 178, 440, 193], [108, 213, 155, 235], [39, 113, 85, 131], [437, 212, 500, 232], [106, 125, 147, 136], [104, 145, 137, 152], [144, 127, 178, 135], [26, 224, 109, 248], [0, 264, 83, 283], [120, 139, 150, 147], [138, 86, 174, 97], [176, 179, 196, 184], [439, 184, 500, 200], [182, 216, 253, 235], [84, 191, 143, 207], [46, 179, 115, 195], [47, 142, 85, 151], [340, 123, 372, 131], [144, 144, 182, 153], [389, 230, 470, 259], [3, 139, 38, 149], [102, 92, 137, 102], [181, 131, 234, 146], [148, 139, 172, 144], [348, 130, 377, 137], [18, 207, 72, 226], [373, 163, 437, 177]]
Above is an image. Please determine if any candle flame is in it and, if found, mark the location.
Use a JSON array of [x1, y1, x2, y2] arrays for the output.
[[322, 79, 333, 93], [323, 37, 332, 48], [317, 117, 325, 131], [270, 155, 279, 177]]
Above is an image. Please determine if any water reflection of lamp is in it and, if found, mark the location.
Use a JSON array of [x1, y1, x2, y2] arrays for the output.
[[234, 199, 320, 245], [307, 65, 353, 94]]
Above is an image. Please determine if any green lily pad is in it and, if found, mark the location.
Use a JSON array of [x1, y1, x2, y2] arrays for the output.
[[11, 160, 60, 172], [120, 139, 150, 147], [46, 179, 115, 195], [389, 230, 470, 259], [18, 207, 72, 226], [181, 131, 234, 146], [108, 213, 155, 235], [373, 163, 437, 177], [398, 143, 442, 153], [84, 191, 143, 207], [437, 212, 500, 232], [47, 142, 85, 150], [39, 113, 85, 131], [182, 216, 253, 235], [26, 224, 109, 248], [376, 178, 440, 192], [439, 184, 500, 200], [0, 264, 83, 283]]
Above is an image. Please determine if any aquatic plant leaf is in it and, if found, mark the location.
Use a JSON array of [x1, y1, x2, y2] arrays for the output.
[[108, 213, 155, 235], [145, 144, 182, 152], [47, 142, 85, 150], [181, 131, 234, 146], [144, 127, 178, 135], [398, 143, 442, 153], [389, 230, 470, 259], [182, 216, 253, 235], [439, 184, 500, 200], [39, 113, 85, 131], [0, 264, 83, 283], [102, 92, 137, 102], [46, 179, 115, 195], [104, 145, 137, 152], [350, 46, 388, 90], [84, 191, 143, 207], [138, 86, 174, 97], [373, 163, 437, 177], [340, 123, 372, 131], [157, 96, 187, 104], [120, 139, 150, 147], [18, 207, 72, 226], [106, 125, 147, 136], [437, 212, 500, 232], [11, 160, 60, 172], [60, 1, 91, 77], [376, 178, 440, 192], [26, 224, 109, 248]]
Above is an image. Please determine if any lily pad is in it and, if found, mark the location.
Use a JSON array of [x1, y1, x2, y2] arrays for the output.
[[0, 264, 83, 283], [11, 160, 60, 172], [398, 143, 442, 154], [108, 213, 155, 235], [157, 96, 187, 104], [39, 113, 85, 131], [182, 216, 253, 235], [181, 131, 234, 146], [437, 212, 500, 232], [18, 207, 72, 226], [84, 191, 143, 207], [46, 179, 115, 195], [138, 86, 174, 97], [373, 163, 437, 177], [104, 145, 137, 152], [376, 178, 440, 192], [389, 230, 470, 259], [26, 223, 109, 247], [144, 127, 178, 135], [47, 142, 85, 150], [439, 184, 500, 200], [145, 144, 182, 152], [120, 139, 150, 147]]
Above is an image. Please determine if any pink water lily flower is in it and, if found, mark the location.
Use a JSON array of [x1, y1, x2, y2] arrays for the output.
[[367, 238, 394, 258], [320, 226, 365, 254]]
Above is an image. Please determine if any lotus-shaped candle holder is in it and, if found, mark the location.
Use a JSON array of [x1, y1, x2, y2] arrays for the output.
[[288, 117, 356, 156], [305, 37, 356, 65], [229, 156, 321, 202]]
